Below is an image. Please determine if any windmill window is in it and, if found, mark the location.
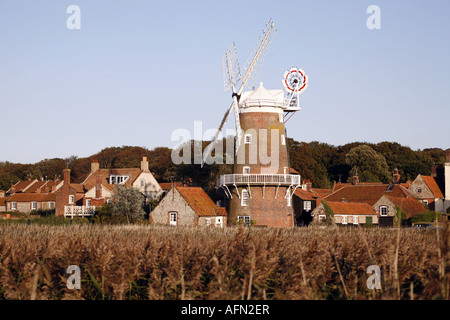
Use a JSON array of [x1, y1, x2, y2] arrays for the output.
[[241, 189, 249, 206], [69, 195, 75, 204], [244, 134, 252, 144], [279, 113, 283, 122], [281, 134, 286, 145], [243, 167, 250, 175]]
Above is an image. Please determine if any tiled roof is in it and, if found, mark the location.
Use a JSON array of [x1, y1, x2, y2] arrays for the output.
[[325, 184, 412, 206], [8, 180, 37, 193], [420, 176, 444, 198], [70, 184, 86, 193], [294, 188, 318, 201], [311, 188, 332, 198], [385, 196, 428, 218], [159, 182, 183, 191], [7, 193, 54, 202], [326, 201, 376, 216], [176, 187, 227, 217], [82, 168, 142, 190]]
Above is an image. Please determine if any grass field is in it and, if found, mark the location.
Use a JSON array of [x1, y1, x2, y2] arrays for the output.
[[0, 223, 448, 300]]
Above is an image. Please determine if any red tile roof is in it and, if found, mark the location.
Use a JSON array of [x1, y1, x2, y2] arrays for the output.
[[420, 176, 444, 198], [325, 184, 412, 206], [176, 187, 227, 217], [7, 193, 54, 202], [385, 196, 428, 218], [8, 180, 37, 193], [82, 169, 142, 190], [160, 182, 183, 191], [294, 188, 319, 201], [326, 201, 376, 216], [311, 188, 332, 198]]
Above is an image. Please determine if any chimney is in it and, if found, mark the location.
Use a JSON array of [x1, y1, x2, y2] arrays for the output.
[[0, 190, 5, 198], [91, 160, 100, 172], [305, 180, 312, 192], [63, 169, 71, 186], [10, 185, 15, 195], [352, 173, 359, 185], [141, 157, 149, 172], [393, 169, 401, 184], [95, 174, 102, 199]]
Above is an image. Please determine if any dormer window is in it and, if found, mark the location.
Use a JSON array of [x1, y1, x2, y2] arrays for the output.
[[110, 175, 129, 185], [244, 134, 252, 144]]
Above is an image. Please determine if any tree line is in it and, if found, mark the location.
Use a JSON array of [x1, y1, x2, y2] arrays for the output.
[[0, 140, 447, 192]]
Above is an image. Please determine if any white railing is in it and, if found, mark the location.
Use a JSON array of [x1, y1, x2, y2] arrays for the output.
[[64, 205, 96, 218], [219, 174, 301, 186]]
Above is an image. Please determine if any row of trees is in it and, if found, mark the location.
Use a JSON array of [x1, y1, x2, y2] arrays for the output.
[[0, 140, 447, 191]]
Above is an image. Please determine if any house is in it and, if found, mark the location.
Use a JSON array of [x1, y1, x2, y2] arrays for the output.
[[312, 201, 378, 225], [2, 179, 62, 214], [373, 195, 429, 226], [150, 186, 228, 227], [408, 175, 445, 212], [5, 192, 56, 213], [55, 157, 163, 217]]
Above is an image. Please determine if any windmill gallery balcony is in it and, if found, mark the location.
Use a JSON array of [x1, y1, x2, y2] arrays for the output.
[[219, 174, 301, 187]]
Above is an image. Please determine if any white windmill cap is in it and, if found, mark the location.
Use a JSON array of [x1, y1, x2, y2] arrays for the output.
[[239, 82, 285, 108]]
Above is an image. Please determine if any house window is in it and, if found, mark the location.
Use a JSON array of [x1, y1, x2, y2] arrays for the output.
[[353, 216, 359, 225], [11, 202, 17, 211], [241, 189, 249, 206], [238, 216, 251, 227], [69, 195, 75, 204], [205, 218, 211, 227], [422, 200, 428, 205], [141, 180, 145, 187], [49, 202, 55, 209], [281, 134, 286, 146], [417, 188, 422, 194], [318, 215, 326, 222], [279, 113, 283, 122], [243, 166, 250, 175], [169, 212, 177, 226], [31, 201, 37, 210], [380, 206, 388, 216], [110, 175, 129, 185], [106, 199, 112, 204], [244, 134, 252, 144], [303, 201, 312, 211], [342, 215, 348, 224], [86, 199, 92, 207]]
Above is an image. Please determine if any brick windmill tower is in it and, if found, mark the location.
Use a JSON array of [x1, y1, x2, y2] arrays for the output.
[[202, 20, 308, 227]]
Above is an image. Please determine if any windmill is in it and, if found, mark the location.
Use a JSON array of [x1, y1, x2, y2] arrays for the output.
[[201, 19, 277, 167]]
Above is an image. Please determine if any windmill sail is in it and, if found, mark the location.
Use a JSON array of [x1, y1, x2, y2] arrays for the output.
[[201, 19, 277, 167]]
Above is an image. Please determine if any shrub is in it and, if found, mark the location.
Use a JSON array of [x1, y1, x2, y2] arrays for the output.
[[412, 211, 442, 224]]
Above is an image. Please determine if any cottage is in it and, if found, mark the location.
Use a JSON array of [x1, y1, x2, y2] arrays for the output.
[[151, 186, 227, 227], [312, 201, 378, 225], [373, 195, 429, 226]]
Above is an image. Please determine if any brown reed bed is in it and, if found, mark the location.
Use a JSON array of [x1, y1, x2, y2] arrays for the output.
[[0, 223, 448, 300]]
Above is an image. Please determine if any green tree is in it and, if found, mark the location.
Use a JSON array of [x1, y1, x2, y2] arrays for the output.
[[345, 144, 391, 183], [111, 186, 146, 223]]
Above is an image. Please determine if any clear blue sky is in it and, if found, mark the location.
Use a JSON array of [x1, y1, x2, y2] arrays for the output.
[[0, 0, 449, 164]]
